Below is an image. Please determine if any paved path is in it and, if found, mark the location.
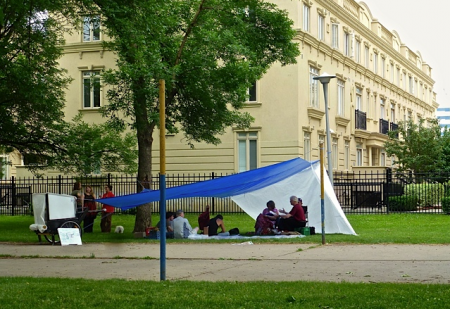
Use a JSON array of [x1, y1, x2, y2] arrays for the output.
[[1, 243, 450, 283]]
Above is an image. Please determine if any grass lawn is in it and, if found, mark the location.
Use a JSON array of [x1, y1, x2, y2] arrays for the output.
[[0, 277, 448, 309], [1, 212, 449, 244], [1, 213, 450, 308]]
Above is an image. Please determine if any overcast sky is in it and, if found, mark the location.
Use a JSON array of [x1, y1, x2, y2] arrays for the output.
[[362, 0, 450, 107]]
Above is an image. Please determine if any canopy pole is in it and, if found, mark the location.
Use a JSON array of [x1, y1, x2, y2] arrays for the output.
[[159, 79, 167, 281], [320, 142, 326, 245]]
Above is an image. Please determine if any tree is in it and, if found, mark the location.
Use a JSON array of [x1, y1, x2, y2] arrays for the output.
[[91, 0, 300, 232], [0, 1, 137, 177], [0, 1, 74, 159], [39, 114, 138, 177], [385, 118, 443, 175]]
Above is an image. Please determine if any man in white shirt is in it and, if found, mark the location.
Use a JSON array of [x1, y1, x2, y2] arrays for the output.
[[173, 209, 199, 239]]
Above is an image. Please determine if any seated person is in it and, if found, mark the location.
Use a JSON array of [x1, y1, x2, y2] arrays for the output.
[[156, 211, 175, 238], [278, 196, 306, 231], [255, 200, 279, 235], [198, 205, 210, 232], [173, 209, 199, 239], [207, 214, 239, 236]]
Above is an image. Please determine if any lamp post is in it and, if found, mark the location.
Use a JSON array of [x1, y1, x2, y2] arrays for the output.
[[313, 72, 336, 185]]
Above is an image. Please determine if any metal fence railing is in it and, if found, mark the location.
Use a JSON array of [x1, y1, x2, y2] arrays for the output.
[[3, 169, 450, 216], [0, 173, 242, 216]]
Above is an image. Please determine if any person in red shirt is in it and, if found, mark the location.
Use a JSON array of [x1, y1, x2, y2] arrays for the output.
[[100, 185, 115, 233], [278, 196, 306, 231]]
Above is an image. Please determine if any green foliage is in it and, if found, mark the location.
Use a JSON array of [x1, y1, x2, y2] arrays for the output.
[[0, 277, 449, 309], [441, 196, 450, 214], [404, 183, 444, 207], [388, 195, 418, 211], [42, 114, 138, 176], [0, 0, 73, 158], [385, 119, 443, 174]]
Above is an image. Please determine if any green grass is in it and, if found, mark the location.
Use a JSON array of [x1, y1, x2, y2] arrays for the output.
[[0, 277, 448, 309], [3, 212, 450, 244]]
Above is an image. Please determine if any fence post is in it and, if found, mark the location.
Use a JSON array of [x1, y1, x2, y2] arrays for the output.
[[386, 168, 392, 214], [58, 175, 62, 194], [11, 176, 16, 216], [211, 172, 215, 215], [108, 173, 111, 186]]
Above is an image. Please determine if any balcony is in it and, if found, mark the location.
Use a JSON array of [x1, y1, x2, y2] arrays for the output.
[[355, 109, 366, 130], [390, 122, 399, 138], [379, 119, 389, 134]]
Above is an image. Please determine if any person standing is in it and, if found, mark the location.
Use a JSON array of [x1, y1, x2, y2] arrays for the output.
[[83, 186, 97, 233], [278, 196, 306, 231], [71, 182, 83, 212], [100, 185, 115, 233]]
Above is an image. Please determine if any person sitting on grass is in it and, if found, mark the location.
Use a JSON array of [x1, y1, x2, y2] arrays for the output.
[[255, 200, 279, 235], [173, 209, 199, 239], [207, 214, 239, 236]]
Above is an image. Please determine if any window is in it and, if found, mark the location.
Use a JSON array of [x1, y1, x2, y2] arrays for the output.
[[373, 52, 378, 74], [237, 132, 258, 172], [337, 79, 345, 116], [304, 132, 311, 161], [409, 76, 414, 94], [309, 66, 319, 108], [380, 98, 385, 120], [366, 91, 370, 118], [356, 87, 362, 111], [381, 57, 385, 78], [344, 140, 349, 170], [355, 40, 360, 63], [356, 144, 363, 166], [303, 4, 310, 32], [364, 46, 369, 68], [380, 152, 386, 167], [403, 72, 406, 90], [390, 103, 395, 123], [332, 138, 338, 169], [344, 32, 351, 56], [390, 63, 394, 82], [397, 67, 400, 86], [248, 82, 257, 102], [332, 24, 339, 49], [0, 155, 8, 180], [83, 71, 101, 109], [83, 16, 100, 42], [318, 14, 325, 40]]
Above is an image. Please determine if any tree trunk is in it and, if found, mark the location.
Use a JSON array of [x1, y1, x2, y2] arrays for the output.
[[133, 80, 155, 233]]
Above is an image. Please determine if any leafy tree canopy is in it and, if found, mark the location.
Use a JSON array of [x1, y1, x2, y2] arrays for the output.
[[89, 0, 300, 231], [385, 118, 444, 175]]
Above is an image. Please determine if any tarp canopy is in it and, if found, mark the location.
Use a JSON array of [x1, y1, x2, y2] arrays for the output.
[[97, 157, 356, 235]]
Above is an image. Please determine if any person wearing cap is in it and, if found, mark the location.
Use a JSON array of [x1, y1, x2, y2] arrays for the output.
[[278, 195, 306, 231], [173, 209, 199, 239]]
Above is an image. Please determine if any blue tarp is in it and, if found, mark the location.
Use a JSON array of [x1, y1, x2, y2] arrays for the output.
[[97, 157, 317, 210]]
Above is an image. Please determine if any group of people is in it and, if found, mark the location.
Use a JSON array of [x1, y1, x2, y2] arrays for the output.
[[156, 207, 238, 239], [71, 182, 115, 233], [254, 195, 306, 235]]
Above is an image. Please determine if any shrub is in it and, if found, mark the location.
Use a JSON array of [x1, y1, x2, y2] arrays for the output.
[[388, 195, 418, 211], [404, 183, 445, 207], [442, 196, 450, 214]]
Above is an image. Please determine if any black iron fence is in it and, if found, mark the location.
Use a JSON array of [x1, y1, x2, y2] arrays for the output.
[[3, 169, 450, 216], [0, 173, 241, 216], [334, 168, 450, 214]]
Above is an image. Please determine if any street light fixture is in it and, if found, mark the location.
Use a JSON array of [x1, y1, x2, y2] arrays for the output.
[[313, 72, 336, 185]]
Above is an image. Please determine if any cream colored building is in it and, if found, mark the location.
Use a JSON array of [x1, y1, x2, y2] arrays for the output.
[[13, 0, 438, 178]]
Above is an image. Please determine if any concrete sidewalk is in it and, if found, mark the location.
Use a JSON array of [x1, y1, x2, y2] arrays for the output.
[[1, 243, 450, 283]]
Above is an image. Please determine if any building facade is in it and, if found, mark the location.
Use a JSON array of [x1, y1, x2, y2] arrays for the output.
[[14, 0, 439, 177]]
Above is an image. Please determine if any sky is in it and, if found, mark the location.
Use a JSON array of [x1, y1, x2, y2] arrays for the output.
[[362, 0, 450, 107]]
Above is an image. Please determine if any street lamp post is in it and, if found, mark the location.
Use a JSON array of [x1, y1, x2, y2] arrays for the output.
[[313, 72, 336, 185]]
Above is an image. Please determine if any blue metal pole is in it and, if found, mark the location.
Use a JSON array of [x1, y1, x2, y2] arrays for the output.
[[160, 174, 166, 280]]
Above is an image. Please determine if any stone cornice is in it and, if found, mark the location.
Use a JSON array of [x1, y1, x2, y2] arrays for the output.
[[308, 107, 325, 120], [314, 0, 435, 86], [335, 115, 351, 127]]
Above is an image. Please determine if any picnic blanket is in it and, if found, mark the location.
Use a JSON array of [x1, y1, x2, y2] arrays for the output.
[[188, 234, 305, 240]]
